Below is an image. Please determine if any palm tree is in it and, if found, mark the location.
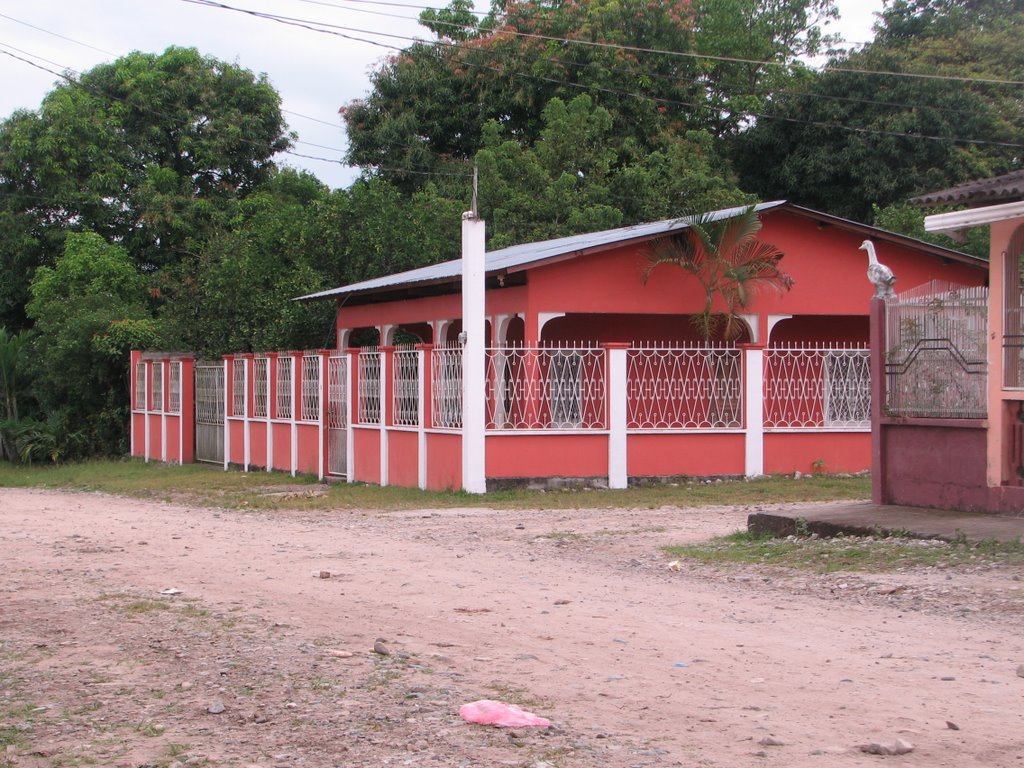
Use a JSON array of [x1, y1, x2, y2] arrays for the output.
[[645, 207, 794, 341]]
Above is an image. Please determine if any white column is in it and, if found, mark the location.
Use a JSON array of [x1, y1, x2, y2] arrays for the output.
[[290, 353, 299, 477], [143, 362, 150, 463], [243, 358, 251, 472], [744, 346, 765, 478], [379, 349, 389, 487], [461, 212, 487, 494], [417, 349, 427, 490], [318, 353, 325, 481], [265, 356, 274, 473], [607, 346, 628, 489], [160, 363, 167, 462], [346, 351, 355, 483], [222, 359, 229, 471]]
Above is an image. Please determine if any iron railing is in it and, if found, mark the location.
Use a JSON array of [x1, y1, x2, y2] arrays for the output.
[[764, 345, 871, 429], [627, 345, 742, 429]]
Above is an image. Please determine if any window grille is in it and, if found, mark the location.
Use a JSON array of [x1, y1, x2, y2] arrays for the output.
[[168, 362, 181, 414], [486, 346, 606, 430], [276, 356, 293, 420], [253, 357, 269, 418], [328, 356, 348, 430], [151, 362, 163, 412], [357, 349, 381, 424], [301, 355, 320, 422], [627, 345, 742, 429], [431, 345, 462, 429], [393, 349, 420, 426], [764, 345, 870, 429], [232, 358, 246, 417], [135, 362, 146, 410]]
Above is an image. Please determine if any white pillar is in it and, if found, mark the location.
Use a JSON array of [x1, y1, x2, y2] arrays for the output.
[[607, 346, 628, 489], [222, 358, 230, 471], [143, 362, 150, 463], [317, 353, 325, 481], [379, 349, 389, 487], [290, 353, 298, 477], [243, 357, 251, 472], [462, 212, 487, 494], [417, 349, 427, 490], [744, 345, 765, 478]]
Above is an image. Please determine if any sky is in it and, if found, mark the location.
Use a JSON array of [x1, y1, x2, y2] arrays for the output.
[[0, 0, 886, 190]]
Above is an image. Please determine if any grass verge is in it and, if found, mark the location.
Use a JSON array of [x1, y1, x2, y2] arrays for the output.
[[665, 530, 1024, 573], [0, 458, 871, 511]]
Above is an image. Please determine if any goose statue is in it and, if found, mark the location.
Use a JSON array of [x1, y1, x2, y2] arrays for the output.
[[860, 240, 896, 298]]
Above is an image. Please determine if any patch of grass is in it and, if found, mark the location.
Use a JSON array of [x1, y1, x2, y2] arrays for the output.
[[0, 459, 871, 511], [665, 531, 1024, 573], [135, 721, 165, 737]]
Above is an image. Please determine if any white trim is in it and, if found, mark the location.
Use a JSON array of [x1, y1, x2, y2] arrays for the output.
[[379, 350, 389, 486], [925, 200, 1024, 233], [243, 357, 251, 472], [537, 312, 565, 338], [461, 214, 487, 494], [318, 354, 325, 481], [222, 359, 229, 471], [765, 427, 870, 434], [766, 314, 793, 344], [290, 353, 298, 477], [744, 346, 765, 477], [607, 347, 628, 489], [737, 313, 759, 344], [417, 350, 427, 490]]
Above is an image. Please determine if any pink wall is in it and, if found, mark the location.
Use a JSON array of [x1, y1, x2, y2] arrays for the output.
[[249, 422, 268, 470], [486, 434, 607, 478], [353, 427, 381, 484], [426, 432, 461, 490], [627, 433, 745, 476], [296, 423, 320, 474], [388, 430, 420, 488], [764, 432, 869, 475]]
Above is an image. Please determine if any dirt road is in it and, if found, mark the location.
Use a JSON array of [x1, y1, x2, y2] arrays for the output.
[[2, 488, 1023, 768]]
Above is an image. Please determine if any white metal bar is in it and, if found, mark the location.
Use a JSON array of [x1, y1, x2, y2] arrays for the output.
[[608, 347, 628, 489]]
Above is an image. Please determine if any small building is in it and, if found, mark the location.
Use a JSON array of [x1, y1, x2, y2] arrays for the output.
[[130, 201, 985, 490], [874, 171, 1024, 514]]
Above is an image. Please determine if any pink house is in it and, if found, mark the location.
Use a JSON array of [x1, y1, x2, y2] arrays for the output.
[[873, 171, 1024, 514], [131, 201, 985, 491]]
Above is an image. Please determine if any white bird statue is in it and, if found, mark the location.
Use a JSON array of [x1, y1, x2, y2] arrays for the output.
[[860, 240, 896, 298]]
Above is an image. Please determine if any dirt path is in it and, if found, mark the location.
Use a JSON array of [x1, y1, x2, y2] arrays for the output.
[[2, 488, 1023, 768]]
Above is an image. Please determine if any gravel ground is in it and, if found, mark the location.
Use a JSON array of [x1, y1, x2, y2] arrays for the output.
[[2, 488, 1023, 768]]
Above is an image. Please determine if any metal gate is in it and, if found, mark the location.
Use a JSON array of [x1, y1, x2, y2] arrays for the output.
[[194, 362, 225, 464], [327, 355, 348, 477]]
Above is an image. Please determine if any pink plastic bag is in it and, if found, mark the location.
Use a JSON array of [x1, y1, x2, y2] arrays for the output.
[[459, 699, 551, 728]]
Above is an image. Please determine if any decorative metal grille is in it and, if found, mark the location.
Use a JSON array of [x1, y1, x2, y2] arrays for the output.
[[327, 355, 348, 476], [135, 362, 146, 410], [253, 357, 269, 418], [486, 346, 606, 430], [301, 355, 320, 422], [1003, 226, 1024, 388], [168, 362, 181, 414], [393, 349, 420, 426], [885, 282, 988, 418], [276, 356, 293, 420], [431, 345, 463, 429], [764, 345, 870, 429], [627, 346, 742, 429], [194, 362, 225, 464], [150, 362, 163, 411], [231, 359, 246, 417], [357, 348, 381, 424]]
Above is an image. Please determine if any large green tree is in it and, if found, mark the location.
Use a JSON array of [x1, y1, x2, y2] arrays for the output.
[[343, 0, 837, 188], [0, 46, 293, 321], [731, 0, 1024, 221], [26, 232, 160, 457]]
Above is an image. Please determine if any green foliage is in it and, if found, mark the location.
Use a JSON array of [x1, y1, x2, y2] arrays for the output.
[[871, 203, 989, 259], [732, 0, 1024, 220], [25, 232, 157, 458], [645, 208, 793, 340]]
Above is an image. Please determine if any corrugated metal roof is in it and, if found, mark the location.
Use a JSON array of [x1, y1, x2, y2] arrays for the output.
[[297, 202, 785, 302], [909, 169, 1024, 207]]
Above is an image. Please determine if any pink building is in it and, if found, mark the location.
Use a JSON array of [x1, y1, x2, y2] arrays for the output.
[[132, 201, 985, 491], [874, 171, 1024, 514]]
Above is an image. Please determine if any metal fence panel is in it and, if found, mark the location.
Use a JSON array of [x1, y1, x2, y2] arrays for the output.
[[301, 355, 320, 422], [431, 345, 462, 429], [357, 349, 381, 424], [627, 346, 742, 429], [194, 362, 225, 464], [328, 355, 348, 476], [393, 349, 420, 427], [764, 345, 870, 429], [885, 283, 987, 418]]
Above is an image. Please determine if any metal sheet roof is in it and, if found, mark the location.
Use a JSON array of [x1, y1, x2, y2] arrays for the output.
[[297, 202, 785, 302], [909, 169, 1024, 207]]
